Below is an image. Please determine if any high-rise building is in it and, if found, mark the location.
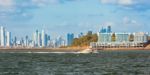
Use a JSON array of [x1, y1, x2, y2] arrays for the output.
[[14, 36, 17, 46], [78, 32, 83, 38], [42, 30, 45, 47], [35, 30, 39, 47], [100, 26, 112, 33], [56, 36, 65, 47], [6, 31, 11, 47], [38, 32, 41, 47], [107, 26, 112, 33], [25, 35, 29, 47], [32, 32, 36, 47], [87, 31, 92, 35], [100, 27, 107, 33], [45, 34, 48, 47], [47, 35, 50, 42], [20, 37, 24, 46], [0, 26, 6, 47], [32, 30, 41, 47], [67, 33, 74, 46]]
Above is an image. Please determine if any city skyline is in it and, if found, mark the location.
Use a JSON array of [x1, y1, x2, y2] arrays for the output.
[[0, 25, 149, 48], [0, 0, 150, 38]]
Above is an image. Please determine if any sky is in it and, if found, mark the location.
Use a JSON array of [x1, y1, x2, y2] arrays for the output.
[[0, 0, 150, 39]]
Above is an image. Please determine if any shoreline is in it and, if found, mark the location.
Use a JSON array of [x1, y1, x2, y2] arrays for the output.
[[0, 47, 149, 53], [0, 48, 84, 52], [102, 48, 150, 51]]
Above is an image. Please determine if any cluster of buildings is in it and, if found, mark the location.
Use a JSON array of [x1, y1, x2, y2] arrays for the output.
[[1, 25, 149, 49], [0, 26, 11, 48], [91, 26, 149, 49], [0, 26, 76, 48]]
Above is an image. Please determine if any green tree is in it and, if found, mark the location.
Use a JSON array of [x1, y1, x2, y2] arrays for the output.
[[129, 34, 134, 42], [111, 33, 116, 42], [72, 33, 98, 47]]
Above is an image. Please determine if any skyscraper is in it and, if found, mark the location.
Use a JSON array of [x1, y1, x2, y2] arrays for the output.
[[6, 31, 11, 47], [78, 32, 83, 38], [56, 36, 65, 47], [100, 26, 112, 33], [35, 30, 39, 47], [47, 35, 50, 41], [107, 26, 112, 33], [0, 26, 6, 47], [87, 31, 92, 35], [42, 30, 45, 47], [45, 34, 48, 47], [25, 35, 29, 47], [38, 32, 41, 47], [14, 36, 17, 46], [32, 32, 36, 47], [67, 33, 74, 46], [100, 27, 107, 33]]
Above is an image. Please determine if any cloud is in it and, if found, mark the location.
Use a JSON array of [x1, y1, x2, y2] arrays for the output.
[[0, 0, 13, 8], [100, 0, 133, 5], [101, 17, 144, 32], [121, 16, 143, 32], [0, 0, 50, 21], [0, 0, 83, 21], [100, 0, 150, 11]]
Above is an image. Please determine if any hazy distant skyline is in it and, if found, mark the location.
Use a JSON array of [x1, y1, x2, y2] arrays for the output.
[[0, 0, 150, 38]]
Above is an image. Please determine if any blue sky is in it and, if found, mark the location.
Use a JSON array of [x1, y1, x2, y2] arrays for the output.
[[0, 0, 150, 39]]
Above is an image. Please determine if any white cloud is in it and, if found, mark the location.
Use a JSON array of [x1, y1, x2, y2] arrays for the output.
[[100, 0, 133, 5], [100, 0, 150, 10], [0, 0, 50, 21], [121, 16, 143, 32], [123, 16, 138, 25], [0, 0, 82, 21], [32, 0, 49, 7], [118, 0, 133, 5], [0, 0, 13, 8], [101, 0, 116, 4]]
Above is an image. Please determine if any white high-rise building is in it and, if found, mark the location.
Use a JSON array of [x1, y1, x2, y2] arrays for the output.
[[35, 30, 39, 47], [6, 31, 11, 47], [0, 26, 5, 47], [32, 32, 36, 47], [38, 32, 41, 47], [42, 30, 45, 47]]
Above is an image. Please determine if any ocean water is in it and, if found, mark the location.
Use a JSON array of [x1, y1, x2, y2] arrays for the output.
[[0, 50, 150, 75]]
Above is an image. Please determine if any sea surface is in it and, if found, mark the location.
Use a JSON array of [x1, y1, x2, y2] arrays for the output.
[[0, 50, 150, 75]]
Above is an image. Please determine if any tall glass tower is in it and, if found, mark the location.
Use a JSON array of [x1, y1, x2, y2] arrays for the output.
[[0, 26, 6, 47], [107, 26, 112, 33], [6, 31, 11, 47], [67, 33, 74, 46], [42, 30, 45, 47]]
